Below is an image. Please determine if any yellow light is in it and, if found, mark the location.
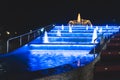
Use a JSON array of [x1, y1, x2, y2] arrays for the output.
[[77, 13, 81, 23]]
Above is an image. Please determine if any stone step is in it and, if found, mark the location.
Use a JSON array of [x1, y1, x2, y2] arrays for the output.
[[94, 62, 120, 80], [110, 38, 120, 43], [101, 50, 120, 55], [100, 50, 120, 61]]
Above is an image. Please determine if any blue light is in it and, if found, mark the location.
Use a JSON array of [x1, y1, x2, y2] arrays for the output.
[[6, 25, 120, 72], [28, 50, 95, 71], [40, 28, 44, 32]]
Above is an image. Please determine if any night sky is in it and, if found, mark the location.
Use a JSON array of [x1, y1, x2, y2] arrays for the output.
[[1, 0, 120, 31]]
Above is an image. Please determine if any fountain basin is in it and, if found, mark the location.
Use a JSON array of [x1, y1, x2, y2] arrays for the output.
[[28, 49, 96, 71], [2, 44, 96, 72]]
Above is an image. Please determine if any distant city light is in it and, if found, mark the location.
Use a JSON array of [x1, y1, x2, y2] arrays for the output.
[[6, 31, 10, 35], [30, 30, 32, 33], [40, 28, 44, 32], [15, 32, 17, 34]]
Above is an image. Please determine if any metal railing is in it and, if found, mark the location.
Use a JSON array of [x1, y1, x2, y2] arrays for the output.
[[6, 24, 55, 53], [92, 29, 110, 58]]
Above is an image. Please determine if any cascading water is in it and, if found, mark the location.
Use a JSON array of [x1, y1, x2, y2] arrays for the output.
[[62, 24, 64, 30], [57, 29, 61, 36], [96, 26, 98, 31], [98, 27, 102, 33], [106, 25, 108, 28], [4, 24, 120, 76], [86, 25, 88, 30], [69, 25, 72, 33], [91, 28, 98, 43], [43, 31, 49, 43], [90, 25, 93, 28]]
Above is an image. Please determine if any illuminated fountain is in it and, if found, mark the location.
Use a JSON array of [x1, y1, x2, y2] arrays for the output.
[[2, 24, 120, 80], [57, 29, 61, 36], [1, 12, 120, 80], [98, 27, 102, 33], [27, 25, 100, 71], [43, 31, 49, 43], [106, 25, 108, 28], [69, 25, 72, 33], [90, 25, 93, 28], [91, 28, 98, 43], [61, 24, 64, 30], [96, 26, 98, 30], [86, 25, 88, 30]]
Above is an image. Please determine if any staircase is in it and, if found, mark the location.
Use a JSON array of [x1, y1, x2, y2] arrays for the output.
[[94, 33, 120, 80]]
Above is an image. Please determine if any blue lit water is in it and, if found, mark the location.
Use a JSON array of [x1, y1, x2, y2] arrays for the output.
[[50, 29, 119, 33], [0, 45, 96, 72], [53, 25, 120, 30], [28, 49, 95, 71], [0, 25, 120, 76], [30, 37, 101, 44], [29, 44, 95, 50]]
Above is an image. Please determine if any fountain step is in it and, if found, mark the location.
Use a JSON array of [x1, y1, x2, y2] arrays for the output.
[[30, 37, 101, 43], [28, 44, 95, 50], [55, 26, 119, 28], [29, 37, 100, 44], [50, 30, 119, 33], [46, 33, 113, 37], [52, 28, 119, 31], [51, 27, 119, 30], [53, 26, 120, 30], [46, 33, 101, 37], [29, 42, 98, 45], [50, 30, 94, 33], [29, 50, 91, 55]]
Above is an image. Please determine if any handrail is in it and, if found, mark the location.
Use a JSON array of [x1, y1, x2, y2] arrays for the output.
[[93, 29, 110, 58], [6, 24, 55, 53]]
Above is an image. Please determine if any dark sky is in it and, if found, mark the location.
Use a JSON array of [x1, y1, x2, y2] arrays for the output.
[[1, 0, 120, 30]]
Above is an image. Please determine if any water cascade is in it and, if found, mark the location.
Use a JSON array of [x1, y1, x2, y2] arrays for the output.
[[69, 25, 72, 33], [106, 25, 108, 28], [61, 24, 64, 30], [90, 25, 93, 28], [43, 31, 49, 43], [86, 25, 88, 30], [57, 29, 61, 36], [98, 27, 102, 33], [96, 26, 98, 31], [91, 28, 98, 43]]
